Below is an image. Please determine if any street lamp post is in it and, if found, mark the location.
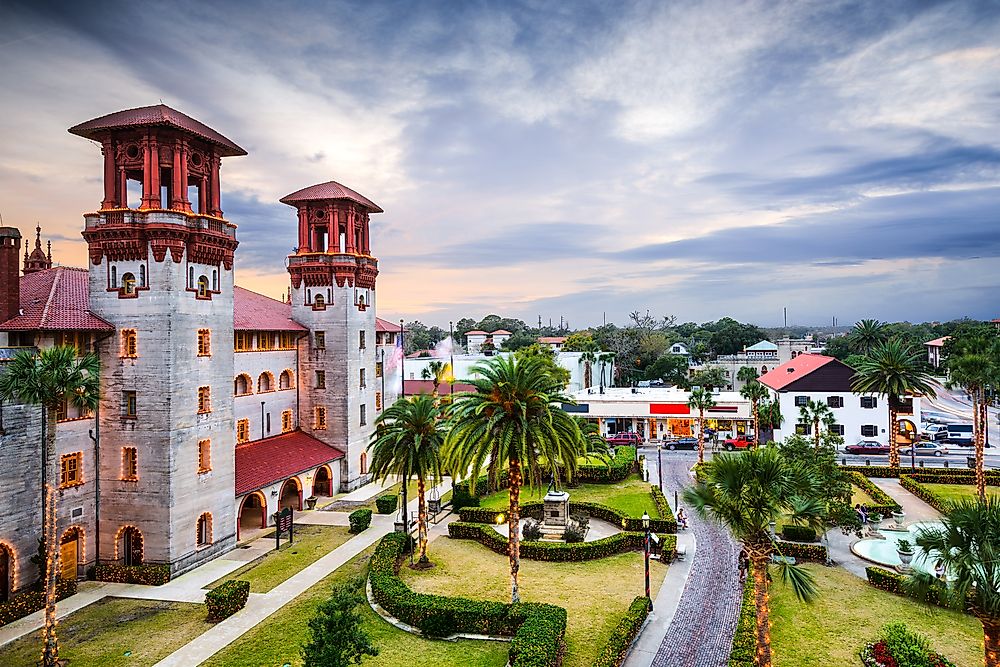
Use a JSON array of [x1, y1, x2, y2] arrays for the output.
[[657, 445, 663, 490], [642, 511, 651, 604]]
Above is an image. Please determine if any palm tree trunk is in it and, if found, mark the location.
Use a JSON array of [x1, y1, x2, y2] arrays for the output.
[[750, 554, 772, 667], [584, 361, 592, 389], [982, 617, 1000, 667], [42, 407, 60, 667], [888, 407, 900, 468], [752, 400, 759, 449], [974, 392, 986, 502], [813, 417, 820, 452], [508, 457, 522, 604], [417, 476, 429, 563], [697, 409, 705, 464]]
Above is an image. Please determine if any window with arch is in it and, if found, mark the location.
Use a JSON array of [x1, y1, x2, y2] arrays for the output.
[[122, 447, 138, 480], [258, 371, 274, 393], [197, 329, 211, 357], [198, 439, 211, 473], [234, 374, 252, 396], [760, 366, 768, 374], [111, 266, 117, 288], [212, 269, 218, 292], [360, 452, 368, 475], [139, 264, 146, 288], [196, 513, 213, 547], [279, 370, 293, 390], [197, 275, 210, 298], [197, 386, 211, 414], [121, 329, 138, 358], [313, 293, 325, 310]]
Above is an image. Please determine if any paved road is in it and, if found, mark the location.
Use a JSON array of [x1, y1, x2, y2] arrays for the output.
[[924, 379, 1000, 446], [645, 453, 741, 667]]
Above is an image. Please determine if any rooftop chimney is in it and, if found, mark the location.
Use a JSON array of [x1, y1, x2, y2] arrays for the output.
[[0, 227, 22, 324]]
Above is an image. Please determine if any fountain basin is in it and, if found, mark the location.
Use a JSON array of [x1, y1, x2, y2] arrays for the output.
[[851, 521, 943, 574]]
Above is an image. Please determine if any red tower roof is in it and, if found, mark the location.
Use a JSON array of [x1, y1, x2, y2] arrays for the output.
[[68, 104, 247, 157], [279, 180, 383, 213]]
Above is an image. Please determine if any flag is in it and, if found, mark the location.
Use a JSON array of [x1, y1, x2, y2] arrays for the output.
[[387, 332, 404, 371]]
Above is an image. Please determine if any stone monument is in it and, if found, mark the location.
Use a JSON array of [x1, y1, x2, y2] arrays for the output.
[[540, 479, 569, 541]]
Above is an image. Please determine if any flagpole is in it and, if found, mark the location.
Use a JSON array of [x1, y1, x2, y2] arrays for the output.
[[399, 319, 405, 398], [449, 320, 455, 396]]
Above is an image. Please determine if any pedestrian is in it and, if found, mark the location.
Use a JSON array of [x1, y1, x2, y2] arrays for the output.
[[935, 560, 946, 580], [676, 508, 689, 530], [738, 548, 749, 580]]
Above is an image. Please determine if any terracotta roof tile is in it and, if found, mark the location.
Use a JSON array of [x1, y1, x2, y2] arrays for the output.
[[233, 286, 307, 331], [68, 105, 247, 157], [758, 354, 836, 391], [0, 267, 114, 332], [376, 317, 401, 333], [279, 180, 383, 213], [538, 336, 567, 344], [925, 336, 950, 347], [235, 430, 344, 496]]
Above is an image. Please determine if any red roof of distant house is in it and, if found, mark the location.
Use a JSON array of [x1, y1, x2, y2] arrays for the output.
[[233, 286, 307, 331], [465, 330, 488, 336], [758, 354, 837, 391], [376, 317, 401, 333], [279, 180, 383, 213], [492, 330, 512, 335], [925, 336, 950, 347], [235, 430, 344, 496], [538, 336, 567, 344], [68, 105, 247, 157], [403, 379, 477, 394], [407, 350, 436, 358], [0, 267, 114, 332]]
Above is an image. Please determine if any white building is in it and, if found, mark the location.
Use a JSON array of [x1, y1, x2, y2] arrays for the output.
[[759, 354, 922, 446], [693, 337, 819, 391], [925, 336, 949, 369], [538, 336, 567, 351], [464, 329, 511, 354]]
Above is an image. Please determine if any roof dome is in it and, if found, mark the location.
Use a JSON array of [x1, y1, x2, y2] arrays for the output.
[[279, 180, 382, 213]]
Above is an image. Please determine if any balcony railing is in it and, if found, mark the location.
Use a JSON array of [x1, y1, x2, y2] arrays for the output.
[[84, 209, 237, 239]]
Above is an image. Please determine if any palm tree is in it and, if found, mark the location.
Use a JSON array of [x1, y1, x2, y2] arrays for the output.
[[797, 399, 837, 452], [444, 355, 583, 603], [419, 360, 447, 396], [684, 448, 823, 667], [740, 380, 770, 446], [688, 387, 716, 464], [0, 345, 99, 667], [905, 497, 1000, 667], [598, 352, 616, 391], [850, 318, 888, 356], [852, 339, 936, 468], [737, 366, 760, 385], [758, 399, 783, 444], [369, 394, 445, 564], [575, 417, 610, 463], [580, 345, 598, 389], [945, 340, 997, 501]]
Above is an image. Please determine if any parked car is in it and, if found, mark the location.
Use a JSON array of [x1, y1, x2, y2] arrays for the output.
[[723, 436, 754, 451], [844, 440, 891, 455], [900, 441, 949, 457], [921, 424, 949, 441], [607, 432, 643, 446], [664, 437, 698, 451], [942, 424, 974, 446]]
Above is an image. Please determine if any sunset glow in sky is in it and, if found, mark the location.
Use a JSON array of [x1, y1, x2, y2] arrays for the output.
[[1, 1, 998, 327]]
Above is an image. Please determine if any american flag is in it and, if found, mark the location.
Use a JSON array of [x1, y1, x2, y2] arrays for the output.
[[386, 331, 404, 371]]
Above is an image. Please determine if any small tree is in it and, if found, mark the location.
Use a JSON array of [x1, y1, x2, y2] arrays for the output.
[[688, 387, 716, 464], [797, 399, 836, 452], [740, 380, 770, 445], [302, 580, 378, 667]]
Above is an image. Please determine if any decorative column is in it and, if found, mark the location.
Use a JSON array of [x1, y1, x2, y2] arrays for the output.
[[345, 208, 356, 254], [331, 207, 340, 253], [148, 135, 160, 208], [297, 207, 310, 252], [171, 138, 185, 210], [141, 135, 154, 209], [209, 154, 222, 216], [178, 140, 191, 212], [102, 141, 117, 209], [199, 175, 208, 214]]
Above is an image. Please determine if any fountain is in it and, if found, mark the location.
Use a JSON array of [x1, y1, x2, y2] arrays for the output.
[[851, 521, 944, 574]]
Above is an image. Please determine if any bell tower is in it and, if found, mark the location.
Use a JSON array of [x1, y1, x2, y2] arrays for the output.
[[70, 105, 245, 574], [281, 181, 380, 491]]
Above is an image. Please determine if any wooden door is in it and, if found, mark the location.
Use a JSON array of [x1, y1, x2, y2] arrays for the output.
[[60, 539, 78, 581], [0, 549, 9, 601]]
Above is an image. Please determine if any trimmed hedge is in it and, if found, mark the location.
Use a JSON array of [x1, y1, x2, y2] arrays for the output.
[[591, 596, 650, 667], [206, 580, 250, 621], [780, 525, 817, 543], [728, 565, 757, 666], [848, 471, 902, 517], [448, 522, 676, 563], [94, 563, 170, 585], [0, 579, 77, 628], [864, 566, 955, 611], [459, 500, 677, 534], [649, 484, 677, 531], [843, 465, 1000, 481], [370, 533, 566, 666], [349, 508, 373, 533], [773, 540, 827, 563], [375, 494, 398, 514]]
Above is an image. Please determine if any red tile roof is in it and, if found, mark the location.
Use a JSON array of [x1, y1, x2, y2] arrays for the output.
[[538, 336, 567, 344], [233, 286, 307, 331], [925, 336, 950, 347], [235, 430, 344, 496], [404, 379, 477, 394], [376, 317, 401, 332], [492, 330, 512, 335], [758, 354, 836, 391], [68, 105, 247, 157], [464, 330, 488, 335], [0, 267, 114, 332], [279, 180, 383, 213]]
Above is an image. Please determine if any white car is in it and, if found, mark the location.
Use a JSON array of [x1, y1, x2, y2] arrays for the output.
[[921, 424, 949, 441]]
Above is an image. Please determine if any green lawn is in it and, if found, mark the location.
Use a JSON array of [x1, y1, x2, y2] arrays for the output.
[[920, 482, 1000, 505], [0, 598, 210, 667], [208, 525, 351, 593], [770, 564, 983, 667], [477, 474, 659, 518], [324, 479, 424, 512], [851, 484, 876, 507], [203, 545, 509, 667], [401, 536, 667, 667]]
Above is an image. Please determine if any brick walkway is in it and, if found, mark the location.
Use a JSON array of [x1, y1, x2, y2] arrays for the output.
[[650, 459, 741, 667]]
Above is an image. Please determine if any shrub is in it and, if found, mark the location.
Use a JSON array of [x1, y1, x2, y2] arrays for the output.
[[302, 580, 378, 667], [780, 524, 818, 543], [591, 596, 650, 667], [773, 540, 826, 562], [375, 494, 398, 514], [448, 522, 677, 563], [848, 471, 903, 516], [94, 563, 170, 585], [728, 565, 757, 666], [348, 508, 373, 533], [205, 580, 250, 621], [369, 533, 566, 666], [649, 484, 677, 529], [844, 465, 1000, 482], [523, 519, 542, 542], [577, 446, 636, 483], [459, 500, 677, 534], [864, 566, 950, 610], [563, 524, 585, 543], [859, 623, 957, 667], [0, 579, 77, 628]]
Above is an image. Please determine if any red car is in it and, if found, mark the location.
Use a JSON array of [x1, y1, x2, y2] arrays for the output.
[[606, 432, 643, 446], [844, 440, 890, 455], [723, 436, 754, 451]]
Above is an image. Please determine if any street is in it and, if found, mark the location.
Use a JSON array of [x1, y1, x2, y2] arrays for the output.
[[638, 445, 1000, 470], [924, 378, 999, 447]]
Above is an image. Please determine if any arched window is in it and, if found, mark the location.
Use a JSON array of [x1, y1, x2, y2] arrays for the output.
[[279, 370, 293, 390], [212, 269, 218, 291], [258, 371, 274, 393], [234, 374, 252, 396], [110, 266, 117, 288], [139, 264, 146, 288], [314, 293, 325, 309], [197, 276, 210, 298], [761, 366, 768, 374], [188, 267, 194, 288], [117, 526, 143, 566], [196, 513, 213, 547], [360, 452, 368, 475], [121, 272, 136, 295]]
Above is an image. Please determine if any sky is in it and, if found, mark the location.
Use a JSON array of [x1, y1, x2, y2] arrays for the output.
[[1, 0, 998, 328]]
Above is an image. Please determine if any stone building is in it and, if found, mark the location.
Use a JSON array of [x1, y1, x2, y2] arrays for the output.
[[0, 105, 388, 595]]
